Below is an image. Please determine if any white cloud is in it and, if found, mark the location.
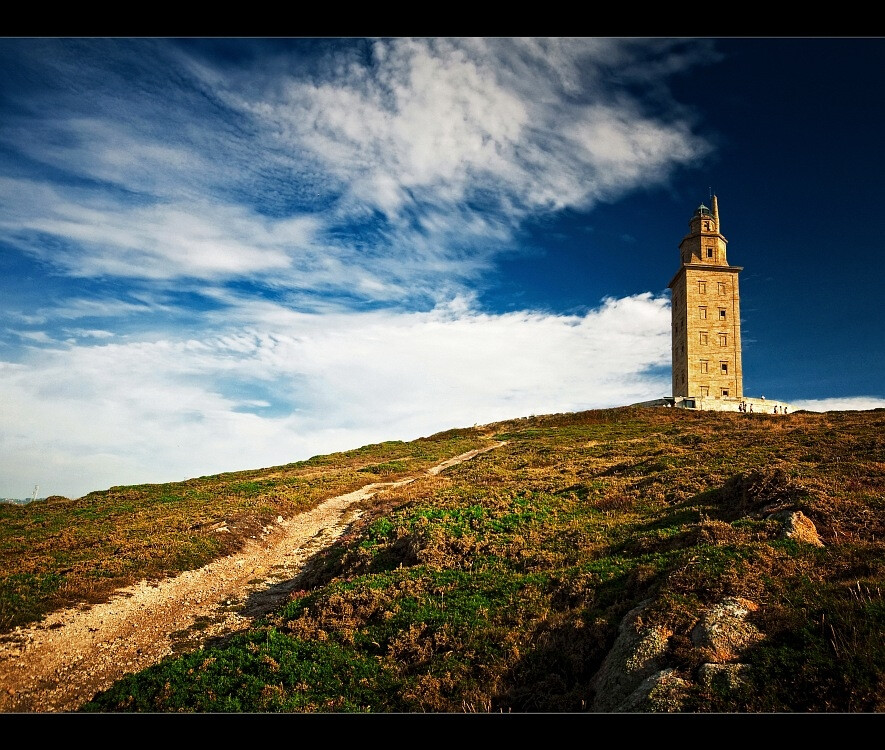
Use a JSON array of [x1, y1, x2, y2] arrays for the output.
[[0, 177, 320, 280], [0, 38, 714, 314], [0, 293, 670, 499], [788, 397, 885, 412], [7, 116, 212, 198], [233, 37, 711, 222], [68, 329, 115, 339], [0, 39, 720, 499]]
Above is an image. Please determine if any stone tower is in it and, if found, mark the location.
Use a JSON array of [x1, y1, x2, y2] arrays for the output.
[[668, 196, 743, 401]]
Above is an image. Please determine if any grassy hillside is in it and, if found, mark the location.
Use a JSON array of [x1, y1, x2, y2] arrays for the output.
[[0, 429, 491, 632], [3, 406, 884, 712]]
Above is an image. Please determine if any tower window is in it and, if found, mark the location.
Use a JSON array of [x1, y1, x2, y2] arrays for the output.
[[706, 248, 713, 258], [721, 388, 730, 398], [718, 282, 726, 295], [700, 360, 708, 373], [721, 361, 729, 374], [718, 308, 726, 320], [698, 281, 707, 294], [719, 333, 728, 347], [699, 306, 707, 319], [699, 332, 708, 345], [700, 386, 709, 397]]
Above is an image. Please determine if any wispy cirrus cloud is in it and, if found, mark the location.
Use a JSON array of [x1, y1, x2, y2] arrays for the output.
[[1, 38, 715, 301], [0, 177, 319, 279], [224, 37, 714, 222]]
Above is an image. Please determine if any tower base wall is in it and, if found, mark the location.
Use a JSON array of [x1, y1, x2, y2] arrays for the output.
[[632, 396, 792, 414]]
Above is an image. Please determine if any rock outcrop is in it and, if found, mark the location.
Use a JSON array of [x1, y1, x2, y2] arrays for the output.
[[590, 600, 671, 712], [690, 596, 763, 663], [770, 510, 824, 547], [591, 595, 763, 712]]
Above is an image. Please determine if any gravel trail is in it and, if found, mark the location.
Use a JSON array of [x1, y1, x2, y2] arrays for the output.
[[0, 442, 505, 713]]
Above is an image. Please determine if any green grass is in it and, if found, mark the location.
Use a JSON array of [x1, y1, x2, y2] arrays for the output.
[[0, 428, 492, 631], [5, 406, 885, 712], [0, 573, 65, 631]]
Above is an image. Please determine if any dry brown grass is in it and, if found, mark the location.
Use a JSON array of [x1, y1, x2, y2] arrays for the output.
[[9, 405, 885, 713]]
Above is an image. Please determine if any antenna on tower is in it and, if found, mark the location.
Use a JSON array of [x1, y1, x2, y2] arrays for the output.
[[709, 186, 713, 201]]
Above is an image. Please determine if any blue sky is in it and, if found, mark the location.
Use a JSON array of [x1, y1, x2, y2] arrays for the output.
[[1, 37, 883, 500]]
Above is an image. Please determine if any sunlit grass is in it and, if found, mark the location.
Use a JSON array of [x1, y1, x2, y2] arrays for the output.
[[0, 429, 492, 631], [5, 406, 885, 712]]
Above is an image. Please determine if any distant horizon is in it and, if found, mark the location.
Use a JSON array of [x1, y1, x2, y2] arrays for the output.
[[2, 38, 884, 499], [4, 399, 884, 501]]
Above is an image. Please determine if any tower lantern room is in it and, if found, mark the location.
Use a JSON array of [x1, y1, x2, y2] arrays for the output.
[[679, 195, 729, 267]]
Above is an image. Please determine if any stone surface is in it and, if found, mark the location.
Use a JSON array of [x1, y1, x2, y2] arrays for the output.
[[771, 510, 824, 547], [690, 596, 763, 663], [697, 662, 750, 692], [591, 600, 672, 712], [616, 668, 692, 713]]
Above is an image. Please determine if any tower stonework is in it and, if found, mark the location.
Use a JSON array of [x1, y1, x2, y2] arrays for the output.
[[668, 196, 744, 402], [633, 196, 790, 413]]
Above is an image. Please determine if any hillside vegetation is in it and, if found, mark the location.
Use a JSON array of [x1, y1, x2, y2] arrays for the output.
[[3, 406, 884, 712]]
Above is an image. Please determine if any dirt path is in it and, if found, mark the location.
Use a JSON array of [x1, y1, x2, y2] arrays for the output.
[[0, 442, 506, 713]]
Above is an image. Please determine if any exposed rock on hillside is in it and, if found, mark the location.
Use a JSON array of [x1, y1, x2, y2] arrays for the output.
[[690, 596, 763, 663], [592, 595, 763, 712], [616, 668, 692, 712], [590, 600, 671, 712], [771, 510, 824, 547]]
